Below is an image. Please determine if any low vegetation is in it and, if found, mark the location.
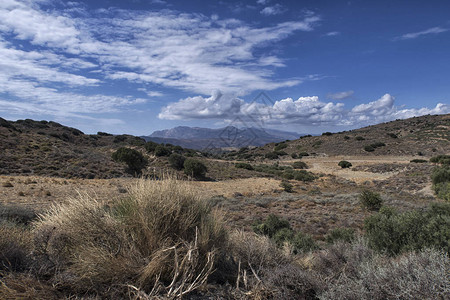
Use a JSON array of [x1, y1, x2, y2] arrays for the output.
[[359, 190, 383, 211], [111, 147, 147, 175], [338, 160, 352, 168]]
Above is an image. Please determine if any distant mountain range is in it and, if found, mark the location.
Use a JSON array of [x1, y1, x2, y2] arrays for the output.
[[141, 126, 304, 150]]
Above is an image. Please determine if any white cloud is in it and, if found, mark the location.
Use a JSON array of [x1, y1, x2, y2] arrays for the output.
[[159, 92, 450, 128], [257, 0, 270, 4], [260, 4, 286, 16], [325, 31, 340, 36], [327, 90, 354, 100], [396, 26, 448, 40]]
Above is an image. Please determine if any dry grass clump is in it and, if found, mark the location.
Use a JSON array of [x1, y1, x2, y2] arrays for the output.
[[0, 223, 33, 272], [319, 248, 449, 300], [32, 178, 227, 298]]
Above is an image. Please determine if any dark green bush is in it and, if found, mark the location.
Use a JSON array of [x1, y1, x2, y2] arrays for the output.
[[144, 141, 158, 153], [280, 181, 293, 193], [387, 133, 398, 138], [273, 227, 294, 246], [293, 170, 316, 182], [364, 203, 450, 255], [274, 150, 288, 156], [235, 163, 254, 170], [168, 153, 186, 170], [364, 145, 375, 152], [359, 190, 383, 211], [410, 159, 427, 163], [432, 166, 450, 185], [291, 232, 318, 254], [344, 135, 350, 140], [338, 160, 352, 168], [322, 132, 333, 136], [154, 145, 171, 157], [113, 135, 127, 143], [292, 161, 308, 169], [274, 143, 287, 151], [265, 152, 279, 160], [291, 153, 298, 159], [112, 147, 147, 174], [370, 142, 386, 148], [355, 136, 365, 141], [183, 159, 207, 178], [298, 152, 309, 157], [434, 182, 450, 201], [325, 228, 355, 244], [253, 214, 291, 238], [430, 155, 450, 165]]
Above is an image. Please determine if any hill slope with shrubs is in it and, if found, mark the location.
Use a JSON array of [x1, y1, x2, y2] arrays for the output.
[[244, 114, 450, 158]]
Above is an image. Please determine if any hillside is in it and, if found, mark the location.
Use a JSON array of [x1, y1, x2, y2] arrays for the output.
[[245, 114, 449, 158], [0, 118, 149, 178]]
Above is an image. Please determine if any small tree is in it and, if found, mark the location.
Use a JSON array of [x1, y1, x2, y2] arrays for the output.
[[168, 153, 186, 170], [112, 147, 147, 175], [338, 160, 352, 168], [154, 145, 171, 157], [280, 181, 294, 193], [359, 190, 383, 211], [184, 159, 207, 178]]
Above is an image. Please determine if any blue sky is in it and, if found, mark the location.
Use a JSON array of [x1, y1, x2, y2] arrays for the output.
[[0, 0, 449, 135]]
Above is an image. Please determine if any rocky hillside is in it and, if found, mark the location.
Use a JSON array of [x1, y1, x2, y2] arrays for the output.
[[0, 118, 149, 179], [247, 114, 450, 158]]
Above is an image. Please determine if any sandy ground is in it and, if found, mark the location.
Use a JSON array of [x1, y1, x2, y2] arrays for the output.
[[283, 155, 419, 184]]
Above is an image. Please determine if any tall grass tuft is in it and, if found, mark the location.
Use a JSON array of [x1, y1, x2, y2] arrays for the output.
[[32, 177, 227, 297]]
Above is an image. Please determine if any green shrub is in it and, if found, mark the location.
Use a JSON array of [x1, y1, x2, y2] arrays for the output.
[[112, 147, 147, 174], [265, 152, 279, 160], [338, 160, 352, 168], [410, 159, 427, 163], [325, 228, 355, 244], [280, 181, 294, 193], [235, 163, 254, 170], [298, 152, 309, 157], [274, 150, 288, 156], [168, 153, 186, 170], [291, 153, 298, 159], [432, 166, 450, 185], [364, 203, 450, 255], [154, 145, 171, 157], [370, 142, 386, 148], [387, 133, 398, 138], [292, 161, 308, 169], [355, 136, 365, 141], [344, 135, 350, 140], [113, 135, 127, 143], [430, 155, 450, 165], [144, 141, 158, 153], [274, 143, 287, 151], [273, 227, 294, 246], [253, 214, 291, 238], [359, 190, 383, 211], [293, 170, 316, 182], [291, 232, 318, 254], [322, 132, 333, 136], [434, 182, 450, 201], [184, 159, 207, 178], [364, 145, 375, 152]]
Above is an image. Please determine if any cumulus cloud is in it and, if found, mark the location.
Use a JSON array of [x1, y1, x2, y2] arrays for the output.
[[327, 90, 354, 100], [159, 92, 450, 128], [396, 26, 448, 40], [0, 0, 322, 127], [260, 4, 286, 16]]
